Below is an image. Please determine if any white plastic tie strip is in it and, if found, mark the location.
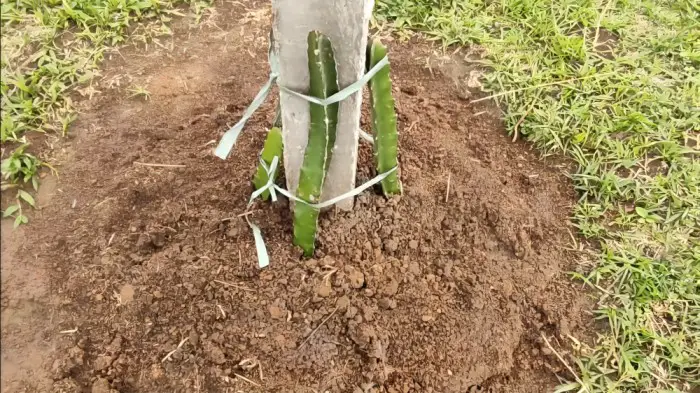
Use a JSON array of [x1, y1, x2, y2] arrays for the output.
[[359, 129, 374, 144], [247, 218, 270, 269], [213, 53, 387, 160], [247, 158, 397, 269], [253, 158, 396, 210], [277, 55, 389, 107], [214, 74, 277, 160]]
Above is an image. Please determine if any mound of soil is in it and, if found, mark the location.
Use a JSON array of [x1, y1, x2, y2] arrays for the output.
[[1, 2, 593, 392]]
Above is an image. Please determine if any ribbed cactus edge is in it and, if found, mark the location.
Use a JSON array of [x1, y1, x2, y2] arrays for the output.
[[292, 31, 340, 257], [367, 38, 401, 196]]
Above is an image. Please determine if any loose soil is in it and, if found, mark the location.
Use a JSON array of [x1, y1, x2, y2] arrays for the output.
[[1, 2, 594, 392]]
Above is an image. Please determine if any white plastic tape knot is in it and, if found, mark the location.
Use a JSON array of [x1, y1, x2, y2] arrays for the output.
[[246, 159, 397, 269], [213, 53, 387, 160]]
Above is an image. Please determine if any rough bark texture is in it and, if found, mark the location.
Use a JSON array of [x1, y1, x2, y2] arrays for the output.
[[272, 0, 374, 210]]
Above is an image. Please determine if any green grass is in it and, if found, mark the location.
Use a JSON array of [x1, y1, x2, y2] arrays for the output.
[[0, 0, 210, 223], [375, 0, 699, 391]]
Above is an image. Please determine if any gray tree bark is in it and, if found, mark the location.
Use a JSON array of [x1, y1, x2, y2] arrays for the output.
[[272, 0, 374, 211]]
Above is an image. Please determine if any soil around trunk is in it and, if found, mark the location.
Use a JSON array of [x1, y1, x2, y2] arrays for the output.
[[1, 2, 593, 392]]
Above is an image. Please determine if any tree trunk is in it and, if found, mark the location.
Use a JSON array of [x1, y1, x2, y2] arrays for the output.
[[272, 0, 374, 211]]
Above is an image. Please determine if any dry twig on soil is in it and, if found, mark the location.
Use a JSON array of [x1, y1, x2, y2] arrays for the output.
[[445, 172, 451, 203], [213, 279, 254, 292], [133, 162, 186, 168], [298, 306, 340, 350], [541, 334, 587, 390], [161, 337, 189, 362], [233, 372, 261, 387]]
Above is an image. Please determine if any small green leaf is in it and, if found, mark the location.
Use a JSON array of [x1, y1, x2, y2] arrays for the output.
[[573, 132, 587, 143], [634, 206, 648, 218], [13, 214, 23, 228], [3, 204, 19, 217], [18, 189, 35, 207]]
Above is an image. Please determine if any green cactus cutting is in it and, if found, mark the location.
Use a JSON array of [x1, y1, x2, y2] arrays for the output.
[[367, 39, 402, 196], [292, 31, 340, 257], [252, 127, 283, 201]]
